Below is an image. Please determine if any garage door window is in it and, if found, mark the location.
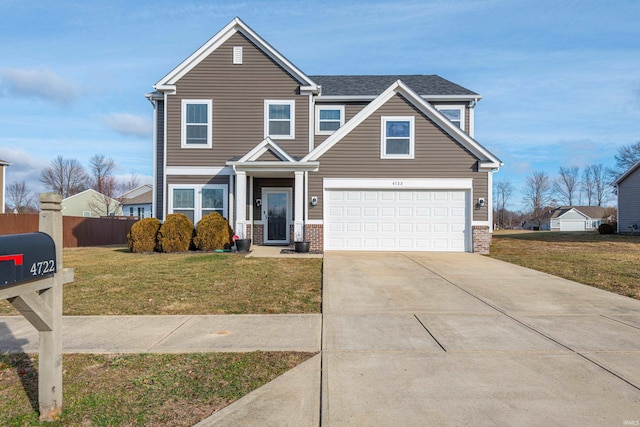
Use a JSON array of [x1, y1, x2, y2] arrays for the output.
[[381, 116, 414, 159]]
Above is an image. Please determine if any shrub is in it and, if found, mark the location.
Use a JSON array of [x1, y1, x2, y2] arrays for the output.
[[598, 223, 615, 234], [193, 212, 234, 251], [157, 213, 195, 253], [127, 218, 161, 253]]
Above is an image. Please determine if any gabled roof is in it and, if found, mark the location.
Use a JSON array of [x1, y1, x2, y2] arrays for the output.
[[311, 75, 480, 99], [0, 159, 10, 166], [614, 160, 640, 185], [122, 191, 152, 206], [302, 80, 501, 169], [550, 206, 605, 220], [236, 137, 297, 163], [62, 188, 119, 203], [154, 17, 319, 92], [120, 184, 153, 205], [227, 137, 319, 173]]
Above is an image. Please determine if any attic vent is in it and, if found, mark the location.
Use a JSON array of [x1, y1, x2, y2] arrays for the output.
[[233, 46, 243, 64]]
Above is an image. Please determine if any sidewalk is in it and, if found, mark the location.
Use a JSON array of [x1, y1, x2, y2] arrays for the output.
[[0, 314, 321, 354]]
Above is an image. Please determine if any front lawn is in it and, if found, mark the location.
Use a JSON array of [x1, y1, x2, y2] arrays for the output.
[[0, 351, 314, 426], [489, 231, 640, 299], [0, 247, 322, 315]]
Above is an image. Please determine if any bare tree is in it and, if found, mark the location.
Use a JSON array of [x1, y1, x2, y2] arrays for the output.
[[89, 154, 117, 195], [40, 155, 89, 198], [582, 166, 595, 205], [584, 163, 610, 206], [493, 180, 513, 229], [87, 176, 122, 216], [6, 180, 37, 213], [608, 140, 640, 182], [117, 170, 142, 195], [553, 166, 580, 206], [522, 171, 552, 227]]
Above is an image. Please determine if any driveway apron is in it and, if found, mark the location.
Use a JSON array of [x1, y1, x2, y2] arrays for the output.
[[322, 252, 640, 426]]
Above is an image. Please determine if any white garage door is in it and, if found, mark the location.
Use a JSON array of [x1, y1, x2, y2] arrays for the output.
[[325, 189, 469, 251], [560, 220, 586, 231]]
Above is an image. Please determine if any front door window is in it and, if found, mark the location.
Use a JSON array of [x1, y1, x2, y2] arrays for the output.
[[265, 191, 289, 243]]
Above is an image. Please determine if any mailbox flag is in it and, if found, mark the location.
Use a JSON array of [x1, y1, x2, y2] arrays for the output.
[[0, 254, 24, 266]]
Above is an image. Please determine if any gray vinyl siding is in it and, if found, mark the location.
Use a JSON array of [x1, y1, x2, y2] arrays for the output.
[[155, 100, 165, 219], [166, 32, 310, 167], [618, 169, 640, 232], [308, 93, 489, 222]]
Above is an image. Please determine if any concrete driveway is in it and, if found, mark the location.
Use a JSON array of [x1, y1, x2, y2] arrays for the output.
[[322, 252, 640, 426]]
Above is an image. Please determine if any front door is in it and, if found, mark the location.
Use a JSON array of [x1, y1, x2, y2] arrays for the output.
[[264, 189, 290, 244]]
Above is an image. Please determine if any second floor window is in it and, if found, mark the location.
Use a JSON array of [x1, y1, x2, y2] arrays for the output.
[[182, 100, 212, 148], [381, 116, 414, 159], [265, 100, 295, 139], [316, 105, 345, 135], [435, 105, 464, 130]]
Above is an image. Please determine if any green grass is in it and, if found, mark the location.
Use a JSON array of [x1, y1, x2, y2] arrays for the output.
[[0, 351, 314, 426], [489, 231, 640, 299], [0, 247, 322, 315]]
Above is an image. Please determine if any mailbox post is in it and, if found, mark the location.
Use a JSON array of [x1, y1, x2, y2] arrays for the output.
[[0, 193, 73, 421]]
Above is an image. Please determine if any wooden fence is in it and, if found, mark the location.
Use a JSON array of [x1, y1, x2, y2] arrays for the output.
[[0, 214, 138, 247]]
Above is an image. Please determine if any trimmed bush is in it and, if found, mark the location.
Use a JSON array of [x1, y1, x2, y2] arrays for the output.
[[598, 223, 615, 234], [157, 213, 195, 253], [193, 212, 234, 251], [127, 218, 161, 253]]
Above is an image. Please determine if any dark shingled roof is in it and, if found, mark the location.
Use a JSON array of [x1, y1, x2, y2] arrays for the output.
[[309, 75, 479, 97]]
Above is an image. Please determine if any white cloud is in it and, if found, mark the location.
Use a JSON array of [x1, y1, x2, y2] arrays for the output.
[[0, 147, 49, 193], [103, 113, 152, 138], [0, 67, 79, 106]]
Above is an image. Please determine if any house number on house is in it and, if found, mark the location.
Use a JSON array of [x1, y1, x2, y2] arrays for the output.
[[392, 181, 404, 186]]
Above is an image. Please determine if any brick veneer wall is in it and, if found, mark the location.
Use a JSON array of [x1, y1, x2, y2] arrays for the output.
[[472, 225, 491, 254], [305, 224, 323, 252]]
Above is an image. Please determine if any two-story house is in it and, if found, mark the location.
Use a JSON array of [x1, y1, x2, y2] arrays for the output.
[[146, 17, 502, 253]]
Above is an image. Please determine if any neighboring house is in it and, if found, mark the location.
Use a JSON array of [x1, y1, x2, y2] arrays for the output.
[[615, 160, 640, 233], [0, 159, 9, 213], [540, 206, 605, 231], [145, 18, 502, 253], [61, 189, 123, 217], [120, 184, 153, 219]]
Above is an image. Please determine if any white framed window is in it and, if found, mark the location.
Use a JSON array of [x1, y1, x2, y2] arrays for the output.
[[315, 105, 345, 135], [264, 100, 295, 139], [435, 105, 465, 130], [169, 184, 228, 224], [381, 116, 414, 159], [181, 99, 212, 148], [82, 211, 92, 217]]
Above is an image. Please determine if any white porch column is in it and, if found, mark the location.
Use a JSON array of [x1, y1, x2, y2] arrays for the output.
[[235, 171, 247, 238], [294, 171, 304, 241]]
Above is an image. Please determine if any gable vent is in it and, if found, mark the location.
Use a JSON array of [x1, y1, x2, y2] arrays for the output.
[[233, 46, 243, 64]]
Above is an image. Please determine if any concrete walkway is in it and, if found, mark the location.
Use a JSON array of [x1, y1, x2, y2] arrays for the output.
[[2, 251, 640, 426]]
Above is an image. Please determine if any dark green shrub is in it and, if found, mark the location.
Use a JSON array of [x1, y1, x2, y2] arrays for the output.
[[598, 223, 614, 234], [157, 213, 195, 253], [127, 218, 161, 253], [193, 212, 234, 251]]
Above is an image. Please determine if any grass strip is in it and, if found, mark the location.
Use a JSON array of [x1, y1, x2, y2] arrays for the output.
[[0, 351, 314, 426]]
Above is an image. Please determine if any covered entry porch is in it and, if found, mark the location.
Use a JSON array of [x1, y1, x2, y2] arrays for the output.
[[227, 138, 319, 246]]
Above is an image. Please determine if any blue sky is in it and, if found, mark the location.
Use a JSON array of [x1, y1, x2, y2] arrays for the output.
[[1, 0, 639, 210]]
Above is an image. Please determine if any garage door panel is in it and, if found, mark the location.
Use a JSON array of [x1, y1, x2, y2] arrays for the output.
[[326, 189, 469, 252]]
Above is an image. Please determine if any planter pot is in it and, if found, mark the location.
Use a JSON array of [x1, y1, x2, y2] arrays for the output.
[[235, 238, 251, 253], [294, 241, 311, 253]]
